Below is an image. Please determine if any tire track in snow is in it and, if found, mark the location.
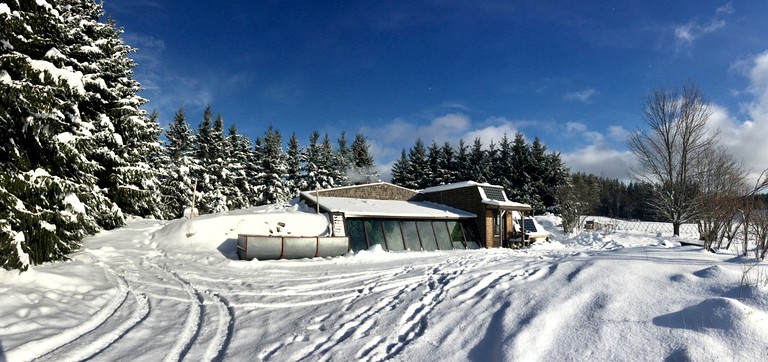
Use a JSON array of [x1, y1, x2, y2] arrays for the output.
[[6, 264, 133, 362], [182, 280, 234, 361], [38, 266, 151, 362], [152, 265, 234, 362], [156, 265, 202, 362]]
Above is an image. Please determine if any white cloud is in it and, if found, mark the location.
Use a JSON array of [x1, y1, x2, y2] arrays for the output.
[[565, 122, 587, 134], [561, 145, 634, 180], [564, 88, 597, 103], [716, 2, 734, 15], [607, 125, 630, 140], [711, 51, 768, 181], [559, 123, 634, 180], [362, 113, 524, 173], [674, 4, 733, 49], [462, 119, 519, 147]]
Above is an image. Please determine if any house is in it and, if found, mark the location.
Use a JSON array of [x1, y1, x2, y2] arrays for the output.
[[298, 181, 547, 253], [299, 183, 483, 252], [421, 181, 548, 248]]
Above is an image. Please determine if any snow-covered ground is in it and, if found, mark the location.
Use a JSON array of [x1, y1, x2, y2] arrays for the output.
[[2, 206, 767, 361]]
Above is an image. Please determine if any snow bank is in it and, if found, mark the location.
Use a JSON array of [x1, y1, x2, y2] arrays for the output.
[[152, 204, 330, 260], [2, 210, 767, 361]]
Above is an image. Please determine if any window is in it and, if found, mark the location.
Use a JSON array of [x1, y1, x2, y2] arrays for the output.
[[382, 220, 405, 251], [433, 221, 453, 250], [347, 217, 475, 252], [462, 220, 481, 249], [364, 219, 386, 250], [401, 221, 422, 251], [346, 219, 367, 251], [417, 221, 438, 251], [447, 220, 466, 249]]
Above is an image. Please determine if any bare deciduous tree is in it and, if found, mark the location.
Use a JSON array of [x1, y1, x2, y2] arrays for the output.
[[741, 170, 768, 257], [693, 147, 748, 252], [627, 82, 718, 236]]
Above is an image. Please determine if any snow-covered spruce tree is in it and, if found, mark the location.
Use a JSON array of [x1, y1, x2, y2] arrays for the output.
[[439, 141, 458, 184], [61, 2, 165, 222], [205, 113, 228, 212], [225, 124, 254, 210], [390, 149, 412, 187], [427, 141, 443, 185], [335, 131, 351, 185], [454, 139, 471, 182], [321, 133, 345, 188], [492, 133, 513, 195], [406, 138, 430, 189], [193, 106, 227, 214], [349, 133, 378, 184], [162, 108, 198, 218], [302, 131, 339, 191], [468, 137, 490, 183], [257, 126, 290, 204], [285, 132, 305, 197], [302, 131, 322, 191], [508, 132, 533, 204], [0, 0, 127, 269], [530, 137, 569, 212]]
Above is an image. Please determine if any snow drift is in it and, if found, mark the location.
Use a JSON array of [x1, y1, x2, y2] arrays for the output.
[[1, 208, 767, 361]]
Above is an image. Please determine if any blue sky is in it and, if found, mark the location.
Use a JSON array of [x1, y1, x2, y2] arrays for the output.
[[104, 1, 768, 181]]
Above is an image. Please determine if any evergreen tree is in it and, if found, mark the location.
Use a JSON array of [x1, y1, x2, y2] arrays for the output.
[[1, 0, 153, 269], [468, 138, 490, 183], [68, 2, 164, 221], [349, 133, 378, 184], [302, 131, 322, 191], [321, 133, 345, 188], [258, 126, 290, 204], [455, 139, 471, 182], [390, 149, 412, 187], [508, 132, 532, 204], [192, 106, 227, 213], [192, 106, 213, 212], [493, 133, 514, 195], [285, 132, 305, 197], [335, 131, 351, 185], [224, 124, 253, 210], [427, 141, 443, 185], [406, 139, 430, 189], [439, 142, 458, 184], [162, 108, 198, 218]]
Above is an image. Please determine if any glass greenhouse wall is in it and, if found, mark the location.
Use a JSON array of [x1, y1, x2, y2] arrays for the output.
[[345, 218, 481, 252]]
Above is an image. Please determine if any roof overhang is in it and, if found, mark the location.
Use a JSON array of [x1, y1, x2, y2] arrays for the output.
[[482, 199, 533, 211]]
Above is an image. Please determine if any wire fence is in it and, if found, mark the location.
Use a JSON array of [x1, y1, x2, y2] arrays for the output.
[[581, 216, 700, 238]]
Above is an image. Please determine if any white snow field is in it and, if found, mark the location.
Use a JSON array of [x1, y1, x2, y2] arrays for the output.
[[2, 205, 768, 361]]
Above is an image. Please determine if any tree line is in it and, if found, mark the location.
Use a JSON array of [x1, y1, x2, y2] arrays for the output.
[[162, 106, 379, 218], [0, 0, 378, 270], [390, 134, 570, 213]]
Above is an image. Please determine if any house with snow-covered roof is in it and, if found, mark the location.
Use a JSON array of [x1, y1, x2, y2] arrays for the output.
[[299, 182, 483, 252], [421, 181, 548, 248], [298, 181, 547, 253]]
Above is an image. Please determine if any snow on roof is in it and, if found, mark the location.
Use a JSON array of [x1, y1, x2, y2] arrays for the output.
[[303, 193, 475, 219], [482, 199, 533, 210], [421, 181, 493, 193], [422, 181, 533, 210]]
